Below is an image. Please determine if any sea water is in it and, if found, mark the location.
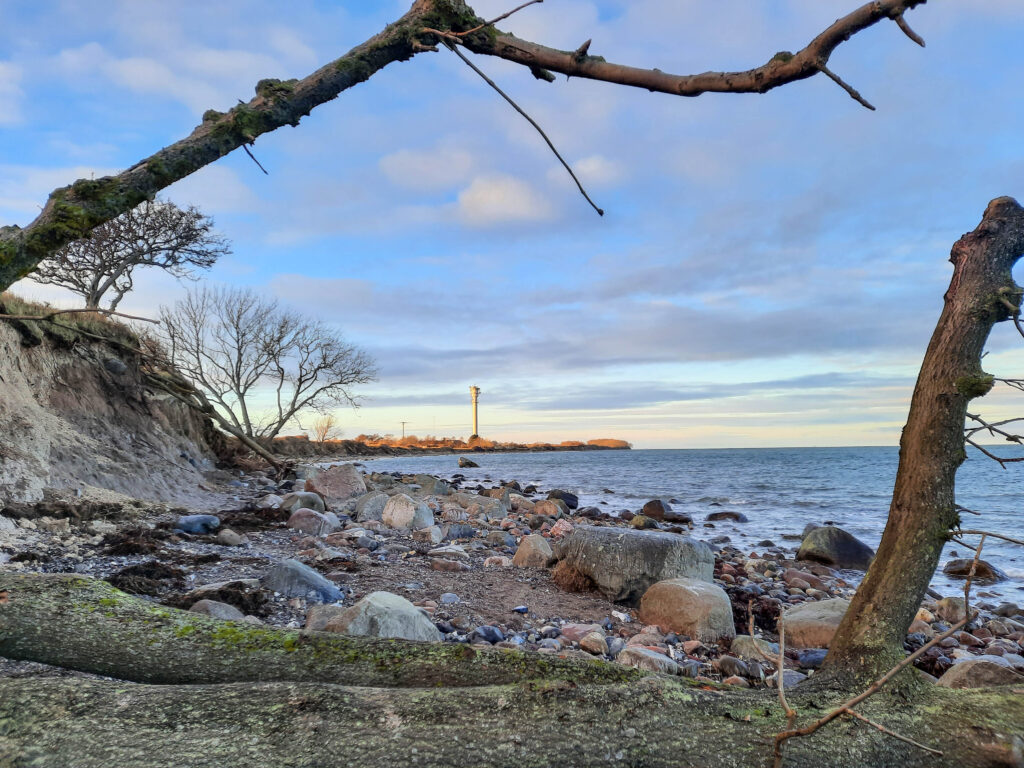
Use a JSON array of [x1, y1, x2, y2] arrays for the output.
[[357, 446, 1024, 602]]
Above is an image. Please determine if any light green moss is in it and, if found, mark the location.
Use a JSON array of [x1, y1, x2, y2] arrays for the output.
[[955, 373, 994, 398]]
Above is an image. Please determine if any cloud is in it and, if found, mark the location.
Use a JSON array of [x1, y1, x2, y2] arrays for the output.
[[379, 146, 476, 191], [0, 164, 122, 224], [0, 62, 23, 125], [456, 174, 555, 227]]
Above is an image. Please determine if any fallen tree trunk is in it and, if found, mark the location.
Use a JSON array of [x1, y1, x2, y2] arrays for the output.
[[1, 572, 1022, 767], [0, 573, 637, 688], [0, 675, 1021, 767]]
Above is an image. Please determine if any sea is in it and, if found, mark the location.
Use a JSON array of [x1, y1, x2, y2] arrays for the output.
[[355, 446, 1024, 603]]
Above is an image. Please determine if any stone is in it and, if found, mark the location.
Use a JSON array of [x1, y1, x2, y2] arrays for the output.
[[717, 655, 749, 677], [730, 635, 779, 661], [557, 525, 714, 605], [513, 534, 553, 567], [630, 514, 659, 530], [561, 623, 605, 643], [324, 592, 442, 642], [936, 659, 1024, 688], [458, 457, 479, 468], [382, 493, 434, 531], [532, 499, 565, 517], [430, 558, 470, 572], [444, 523, 475, 540], [486, 530, 516, 548], [287, 508, 340, 536], [641, 499, 671, 521], [768, 670, 808, 688], [306, 464, 366, 505], [412, 526, 443, 545], [942, 558, 1008, 583], [354, 491, 388, 523], [217, 528, 244, 547], [797, 526, 874, 570], [484, 556, 513, 567], [796, 649, 828, 670], [579, 631, 609, 655], [706, 511, 749, 523], [414, 474, 450, 496], [616, 646, 679, 675], [427, 544, 469, 561], [305, 604, 348, 631], [547, 489, 579, 509], [935, 596, 967, 624], [0, 516, 17, 534], [175, 514, 220, 535], [189, 599, 245, 621], [782, 598, 851, 648], [723, 675, 749, 687], [256, 494, 284, 510], [638, 578, 736, 643], [280, 492, 326, 514], [549, 519, 574, 538], [262, 559, 344, 602]]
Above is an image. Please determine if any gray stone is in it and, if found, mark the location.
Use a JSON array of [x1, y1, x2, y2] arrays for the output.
[[0, 515, 18, 534], [189, 599, 245, 621], [103, 357, 128, 375], [638, 578, 735, 643], [262, 559, 344, 603], [216, 528, 244, 547], [768, 670, 808, 688], [287, 508, 341, 536], [458, 457, 479, 468], [354, 491, 388, 523], [942, 558, 1008, 583], [305, 604, 348, 632], [937, 659, 1024, 688], [616, 646, 679, 675], [382, 493, 434, 531], [324, 591, 442, 642], [414, 474, 451, 496], [557, 525, 714, 605], [280, 492, 326, 514], [730, 635, 779, 662], [797, 526, 874, 570], [175, 514, 220, 534], [306, 463, 366, 504], [782, 598, 851, 649]]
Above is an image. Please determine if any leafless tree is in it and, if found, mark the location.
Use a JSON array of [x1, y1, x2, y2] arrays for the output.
[[158, 286, 376, 441], [309, 413, 342, 449], [32, 199, 229, 310]]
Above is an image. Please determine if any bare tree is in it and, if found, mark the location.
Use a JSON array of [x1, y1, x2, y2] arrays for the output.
[[309, 413, 342, 449], [158, 286, 376, 441], [32, 199, 229, 310]]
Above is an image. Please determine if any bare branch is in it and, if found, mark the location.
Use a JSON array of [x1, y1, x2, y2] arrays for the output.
[[444, 42, 604, 216], [241, 144, 270, 175], [955, 529, 1024, 547], [893, 14, 926, 47], [845, 710, 941, 755], [817, 63, 876, 110], [458, 0, 543, 37]]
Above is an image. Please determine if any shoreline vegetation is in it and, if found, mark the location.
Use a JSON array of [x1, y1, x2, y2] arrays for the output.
[[272, 434, 632, 458]]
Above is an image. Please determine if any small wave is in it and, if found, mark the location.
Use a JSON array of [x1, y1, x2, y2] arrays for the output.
[[1004, 568, 1024, 579]]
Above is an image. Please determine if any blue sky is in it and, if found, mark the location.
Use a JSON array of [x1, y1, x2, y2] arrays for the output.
[[3, 0, 1024, 448]]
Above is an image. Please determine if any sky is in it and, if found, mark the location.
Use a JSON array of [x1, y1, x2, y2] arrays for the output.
[[3, 0, 1024, 448]]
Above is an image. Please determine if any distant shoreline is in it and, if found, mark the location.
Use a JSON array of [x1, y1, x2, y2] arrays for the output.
[[270, 436, 631, 459]]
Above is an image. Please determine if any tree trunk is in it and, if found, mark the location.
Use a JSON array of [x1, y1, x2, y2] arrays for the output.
[[823, 197, 1024, 682], [1, 574, 1022, 768]]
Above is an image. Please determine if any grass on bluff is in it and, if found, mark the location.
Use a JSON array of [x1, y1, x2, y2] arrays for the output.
[[0, 291, 140, 348]]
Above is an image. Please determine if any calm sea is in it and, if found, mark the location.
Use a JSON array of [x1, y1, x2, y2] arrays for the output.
[[356, 446, 1024, 603]]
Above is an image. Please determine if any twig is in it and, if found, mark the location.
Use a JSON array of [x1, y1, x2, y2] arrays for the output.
[[892, 14, 925, 47], [458, 0, 543, 36], [955, 504, 982, 516], [444, 42, 604, 216], [0, 307, 158, 324], [963, 534, 986, 620], [845, 710, 941, 755], [242, 144, 269, 175], [817, 62, 875, 110], [746, 600, 796, 768], [956, 529, 1024, 547]]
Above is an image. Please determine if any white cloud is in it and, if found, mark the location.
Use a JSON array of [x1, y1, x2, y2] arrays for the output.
[[548, 153, 623, 188], [0, 61, 24, 125], [379, 146, 476, 191], [456, 174, 554, 227], [0, 164, 122, 225]]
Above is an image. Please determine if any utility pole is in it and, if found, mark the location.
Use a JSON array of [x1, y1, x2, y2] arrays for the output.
[[400, 421, 408, 439], [469, 386, 480, 438]]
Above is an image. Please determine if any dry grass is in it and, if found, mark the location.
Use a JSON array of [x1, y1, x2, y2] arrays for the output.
[[0, 292, 138, 345]]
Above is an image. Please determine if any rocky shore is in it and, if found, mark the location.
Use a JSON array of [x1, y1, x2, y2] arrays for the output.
[[2, 460, 1022, 690]]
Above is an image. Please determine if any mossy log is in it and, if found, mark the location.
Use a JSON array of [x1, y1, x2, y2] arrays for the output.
[[1, 572, 1022, 767], [0, 573, 639, 687], [1, 675, 1022, 767]]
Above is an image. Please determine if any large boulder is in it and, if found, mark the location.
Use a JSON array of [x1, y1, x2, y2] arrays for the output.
[[324, 592, 442, 642], [512, 534, 553, 567], [942, 558, 1008, 583], [797, 526, 874, 570], [382, 493, 434, 531], [556, 526, 714, 605], [782, 598, 850, 648], [936, 659, 1024, 688], [638, 578, 736, 643], [354, 491, 388, 523], [306, 464, 366, 505], [262, 559, 344, 603], [414, 474, 451, 496]]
